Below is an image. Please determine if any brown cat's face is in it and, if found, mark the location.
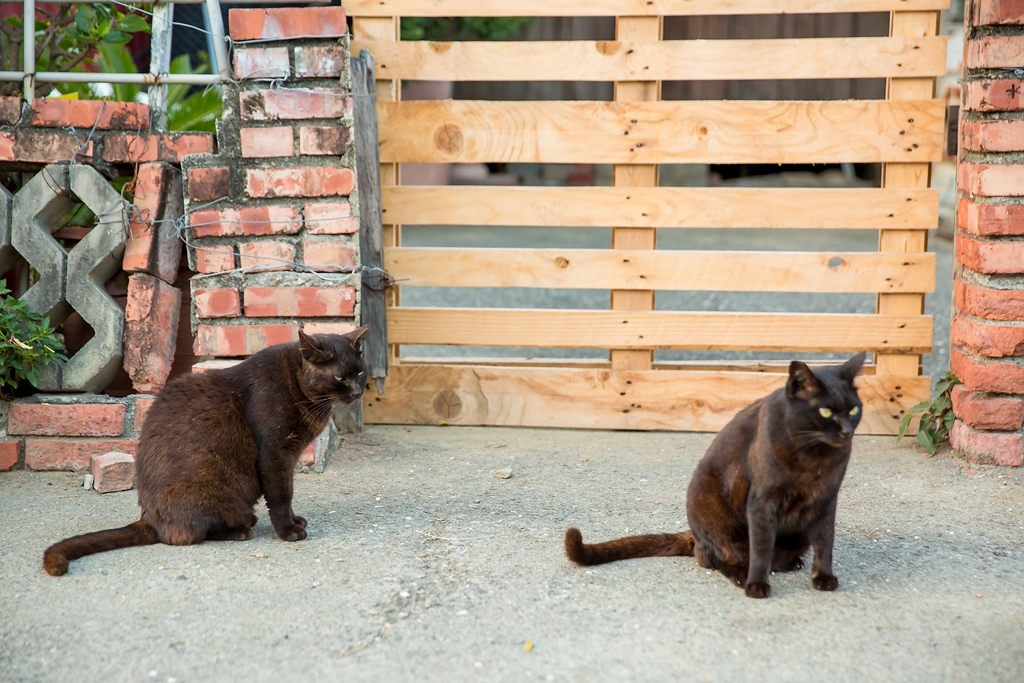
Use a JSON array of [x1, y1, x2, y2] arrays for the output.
[[785, 352, 866, 449], [298, 327, 369, 410]]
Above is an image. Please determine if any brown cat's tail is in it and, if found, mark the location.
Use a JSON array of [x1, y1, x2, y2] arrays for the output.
[[564, 527, 695, 566], [43, 520, 159, 576]]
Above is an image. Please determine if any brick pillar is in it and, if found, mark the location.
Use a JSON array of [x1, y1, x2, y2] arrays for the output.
[[182, 6, 359, 357], [952, 1, 1024, 466]]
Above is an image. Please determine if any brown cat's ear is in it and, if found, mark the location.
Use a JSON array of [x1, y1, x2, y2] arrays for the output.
[[838, 351, 867, 382], [344, 324, 370, 347], [299, 330, 334, 363], [786, 360, 823, 400]]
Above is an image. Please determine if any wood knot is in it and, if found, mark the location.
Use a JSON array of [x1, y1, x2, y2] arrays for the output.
[[433, 123, 464, 156], [433, 390, 462, 419], [554, 256, 570, 268]]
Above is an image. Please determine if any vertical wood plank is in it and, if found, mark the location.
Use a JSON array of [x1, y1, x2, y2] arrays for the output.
[[352, 16, 402, 368], [878, 10, 939, 378], [611, 15, 662, 371], [352, 50, 389, 394]]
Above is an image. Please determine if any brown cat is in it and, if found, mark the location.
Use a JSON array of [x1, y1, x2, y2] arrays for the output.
[[565, 352, 866, 598], [43, 327, 370, 576]]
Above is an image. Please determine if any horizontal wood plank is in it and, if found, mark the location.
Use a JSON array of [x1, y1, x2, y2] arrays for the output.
[[388, 308, 932, 353], [363, 363, 929, 435], [345, 0, 949, 18], [355, 36, 946, 82], [383, 186, 939, 229], [378, 100, 945, 164], [387, 247, 936, 293]]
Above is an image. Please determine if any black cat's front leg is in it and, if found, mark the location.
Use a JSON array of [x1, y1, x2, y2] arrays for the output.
[[809, 501, 839, 592], [257, 452, 307, 542], [745, 500, 778, 599]]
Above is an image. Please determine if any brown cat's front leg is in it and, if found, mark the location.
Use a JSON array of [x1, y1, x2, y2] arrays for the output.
[[745, 501, 778, 599], [257, 455, 307, 542], [809, 502, 840, 592]]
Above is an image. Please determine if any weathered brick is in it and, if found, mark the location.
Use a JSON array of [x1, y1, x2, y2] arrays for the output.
[[229, 6, 347, 41], [133, 397, 156, 435], [952, 384, 1024, 431], [966, 35, 1024, 69], [122, 162, 184, 282], [239, 89, 351, 121], [294, 46, 347, 78], [951, 347, 1024, 394], [238, 240, 296, 271], [299, 126, 351, 156], [194, 324, 297, 356], [187, 166, 232, 203], [25, 439, 138, 472], [956, 233, 1024, 274], [963, 79, 1024, 112], [194, 244, 237, 274], [959, 162, 1024, 198], [301, 321, 359, 335], [951, 314, 1024, 358], [0, 131, 94, 164], [240, 126, 295, 158], [298, 423, 333, 468], [957, 198, 1024, 236], [191, 359, 241, 374], [955, 279, 1024, 321], [190, 205, 302, 237], [304, 201, 359, 234], [103, 133, 215, 164], [233, 46, 290, 80], [0, 438, 20, 471], [246, 167, 355, 199], [244, 286, 355, 317], [195, 287, 242, 318], [91, 451, 136, 493], [970, 0, 1024, 25], [8, 402, 126, 437], [29, 99, 148, 130], [302, 240, 357, 272], [0, 96, 21, 125], [960, 119, 1024, 153], [124, 273, 182, 394], [949, 420, 1024, 467]]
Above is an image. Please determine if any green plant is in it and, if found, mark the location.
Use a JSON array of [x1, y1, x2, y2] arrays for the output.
[[0, 280, 68, 399], [897, 371, 961, 455], [0, 3, 150, 97], [401, 17, 531, 41]]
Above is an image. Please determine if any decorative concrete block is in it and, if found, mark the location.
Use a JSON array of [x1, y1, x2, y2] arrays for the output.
[[0, 183, 15, 275]]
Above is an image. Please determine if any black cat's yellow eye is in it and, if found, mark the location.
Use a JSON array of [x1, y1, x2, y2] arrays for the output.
[[819, 407, 833, 418], [849, 406, 860, 416]]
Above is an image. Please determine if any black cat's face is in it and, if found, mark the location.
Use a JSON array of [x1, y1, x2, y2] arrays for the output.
[[785, 352, 866, 448], [298, 327, 370, 407]]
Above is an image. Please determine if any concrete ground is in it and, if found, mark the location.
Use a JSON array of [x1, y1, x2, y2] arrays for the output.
[[2, 425, 1022, 683]]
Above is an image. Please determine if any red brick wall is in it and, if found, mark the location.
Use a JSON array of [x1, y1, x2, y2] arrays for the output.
[[952, 1, 1024, 466], [183, 5, 359, 357]]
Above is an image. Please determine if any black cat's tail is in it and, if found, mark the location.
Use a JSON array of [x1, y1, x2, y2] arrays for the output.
[[43, 519, 159, 576], [564, 527, 695, 566]]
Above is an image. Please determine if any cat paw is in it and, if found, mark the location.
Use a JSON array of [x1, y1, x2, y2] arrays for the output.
[[745, 581, 772, 599], [275, 524, 308, 542], [293, 515, 307, 530], [812, 574, 839, 592]]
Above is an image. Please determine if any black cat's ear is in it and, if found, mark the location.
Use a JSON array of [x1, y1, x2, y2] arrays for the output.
[[787, 360, 823, 400], [299, 330, 334, 363], [345, 324, 370, 347], [838, 351, 867, 383]]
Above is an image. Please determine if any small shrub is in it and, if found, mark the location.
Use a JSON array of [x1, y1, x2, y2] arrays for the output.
[[897, 371, 961, 455], [0, 280, 67, 399]]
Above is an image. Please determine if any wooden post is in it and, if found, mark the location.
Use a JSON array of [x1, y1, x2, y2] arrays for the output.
[[352, 49, 389, 394], [611, 15, 662, 372], [877, 9, 940, 379]]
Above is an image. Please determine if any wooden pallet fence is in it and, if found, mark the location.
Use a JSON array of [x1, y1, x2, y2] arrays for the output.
[[348, 0, 948, 435]]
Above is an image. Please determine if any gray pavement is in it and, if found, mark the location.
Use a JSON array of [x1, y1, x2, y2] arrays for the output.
[[2, 426, 1022, 683]]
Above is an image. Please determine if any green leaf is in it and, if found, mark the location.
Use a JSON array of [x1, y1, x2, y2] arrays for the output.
[[897, 413, 913, 441], [75, 6, 96, 35], [117, 14, 150, 34], [916, 429, 936, 454], [102, 30, 131, 45]]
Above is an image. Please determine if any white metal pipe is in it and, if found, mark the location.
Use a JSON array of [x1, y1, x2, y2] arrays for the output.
[[204, 0, 230, 81], [23, 0, 35, 102], [0, 71, 223, 86]]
